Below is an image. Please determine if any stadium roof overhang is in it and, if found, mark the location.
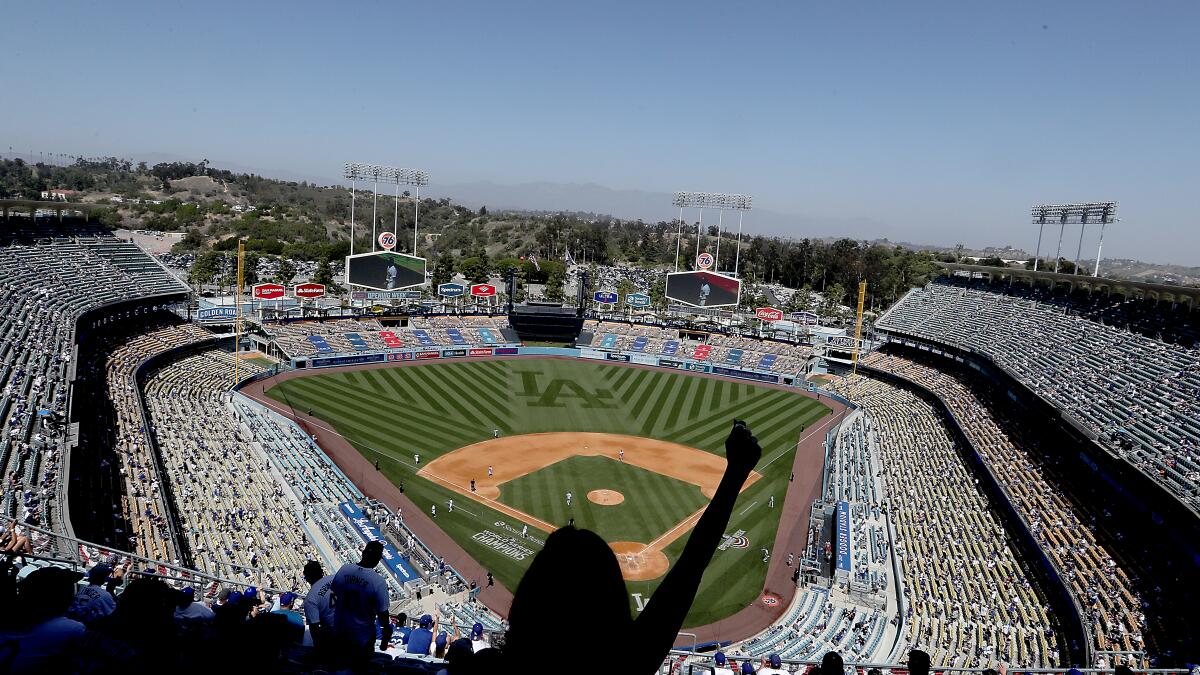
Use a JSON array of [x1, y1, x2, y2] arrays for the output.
[[936, 262, 1200, 305]]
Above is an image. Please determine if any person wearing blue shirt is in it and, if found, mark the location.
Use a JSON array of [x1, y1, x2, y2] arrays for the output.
[[405, 614, 435, 656]]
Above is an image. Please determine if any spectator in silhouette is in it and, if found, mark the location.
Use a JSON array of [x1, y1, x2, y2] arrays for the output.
[[908, 649, 931, 675], [74, 577, 180, 672], [331, 540, 392, 663], [173, 586, 214, 622], [66, 563, 117, 625], [502, 420, 762, 674], [302, 560, 335, 650], [1, 567, 85, 674], [821, 651, 844, 675]]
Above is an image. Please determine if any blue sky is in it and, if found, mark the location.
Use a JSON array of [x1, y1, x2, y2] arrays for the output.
[[2, 1, 1197, 264]]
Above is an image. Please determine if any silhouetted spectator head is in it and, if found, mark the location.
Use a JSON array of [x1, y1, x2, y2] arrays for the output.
[[769, 653, 783, 669], [113, 577, 175, 626], [1113, 666, 1135, 675], [17, 566, 82, 625], [505, 526, 629, 664], [983, 669, 999, 675], [303, 560, 324, 584], [360, 540, 384, 568], [176, 586, 195, 609], [279, 592, 296, 608], [714, 651, 727, 667], [821, 651, 844, 675], [868, 669, 883, 675], [472, 622, 484, 639], [742, 661, 757, 674], [86, 563, 112, 585], [445, 636, 474, 670], [907, 649, 931, 675]]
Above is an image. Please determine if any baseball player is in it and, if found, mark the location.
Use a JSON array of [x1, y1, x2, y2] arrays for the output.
[[520, 524, 528, 538], [493, 429, 499, 438], [487, 465, 493, 477], [470, 479, 476, 493], [413, 453, 420, 466], [761, 547, 770, 563], [431, 504, 437, 519], [565, 491, 572, 507], [768, 495, 775, 508], [447, 499, 454, 513], [618, 449, 625, 462]]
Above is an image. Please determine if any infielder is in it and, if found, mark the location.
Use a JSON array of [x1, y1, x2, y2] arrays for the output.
[[565, 491, 573, 507], [487, 465, 493, 477], [448, 499, 454, 513], [431, 504, 437, 519]]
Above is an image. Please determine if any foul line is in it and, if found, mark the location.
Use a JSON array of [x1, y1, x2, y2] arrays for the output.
[[739, 500, 759, 516]]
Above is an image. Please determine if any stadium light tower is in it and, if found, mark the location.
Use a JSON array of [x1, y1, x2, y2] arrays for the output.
[[671, 192, 752, 273], [1031, 202, 1118, 276], [344, 163, 430, 254]]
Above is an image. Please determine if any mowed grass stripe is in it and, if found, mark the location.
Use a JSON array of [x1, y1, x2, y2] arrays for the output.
[[423, 365, 513, 430], [375, 368, 416, 403], [688, 378, 710, 421], [405, 366, 491, 428], [631, 372, 671, 428], [661, 375, 695, 432], [282, 377, 472, 444], [639, 373, 682, 436], [388, 367, 451, 414], [619, 367, 657, 403], [676, 389, 796, 448], [462, 360, 509, 390], [608, 364, 637, 392]]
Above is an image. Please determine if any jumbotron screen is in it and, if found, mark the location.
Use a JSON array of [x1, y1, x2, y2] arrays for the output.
[[665, 270, 741, 308], [345, 251, 427, 291]]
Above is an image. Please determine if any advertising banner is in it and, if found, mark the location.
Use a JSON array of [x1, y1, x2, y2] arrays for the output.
[[416, 351, 440, 360], [438, 283, 466, 298], [469, 348, 493, 357], [197, 307, 237, 321], [593, 291, 618, 304], [339, 502, 418, 584], [252, 283, 286, 300], [605, 353, 630, 362], [293, 283, 325, 299], [311, 353, 386, 368], [755, 307, 783, 322], [470, 284, 497, 298], [835, 500, 852, 573], [494, 347, 519, 355], [625, 293, 651, 308]]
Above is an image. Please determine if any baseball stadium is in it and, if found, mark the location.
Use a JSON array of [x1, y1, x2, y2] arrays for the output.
[[2, 196, 1198, 675]]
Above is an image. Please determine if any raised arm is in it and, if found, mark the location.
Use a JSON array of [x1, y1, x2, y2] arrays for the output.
[[630, 419, 762, 671]]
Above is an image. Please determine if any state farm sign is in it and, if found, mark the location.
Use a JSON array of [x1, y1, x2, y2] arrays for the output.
[[292, 283, 325, 299], [252, 283, 286, 300], [755, 307, 784, 322]]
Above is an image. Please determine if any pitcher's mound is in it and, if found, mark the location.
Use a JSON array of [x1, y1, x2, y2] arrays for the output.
[[610, 541, 669, 581], [587, 489, 625, 505]]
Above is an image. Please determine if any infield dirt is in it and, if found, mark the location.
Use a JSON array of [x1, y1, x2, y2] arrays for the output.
[[418, 431, 761, 580]]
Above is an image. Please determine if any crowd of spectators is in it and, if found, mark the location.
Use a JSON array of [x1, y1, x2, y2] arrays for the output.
[[265, 316, 514, 358], [823, 374, 1060, 669], [1, 223, 189, 556], [861, 352, 1149, 663], [581, 320, 812, 372], [875, 278, 1200, 510]]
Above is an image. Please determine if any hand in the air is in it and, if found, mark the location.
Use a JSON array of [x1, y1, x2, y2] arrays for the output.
[[724, 420, 762, 476]]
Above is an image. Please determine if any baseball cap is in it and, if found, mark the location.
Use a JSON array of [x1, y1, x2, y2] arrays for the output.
[[471, 622, 483, 637], [419, 613, 433, 628], [244, 586, 258, 600], [435, 632, 448, 648], [769, 654, 782, 668], [227, 590, 244, 604], [742, 662, 757, 674], [88, 563, 113, 581], [715, 652, 727, 666], [280, 592, 296, 607], [1067, 669, 1083, 675], [180, 587, 195, 600]]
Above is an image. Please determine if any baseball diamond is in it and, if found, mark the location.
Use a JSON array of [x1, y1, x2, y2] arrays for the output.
[[262, 357, 830, 627]]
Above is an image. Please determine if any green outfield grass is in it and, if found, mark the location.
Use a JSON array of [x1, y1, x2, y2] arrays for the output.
[[265, 358, 830, 627]]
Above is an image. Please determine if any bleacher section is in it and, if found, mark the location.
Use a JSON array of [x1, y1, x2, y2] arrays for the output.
[[265, 316, 514, 358], [579, 321, 812, 373], [876, 278, 1200, 511]]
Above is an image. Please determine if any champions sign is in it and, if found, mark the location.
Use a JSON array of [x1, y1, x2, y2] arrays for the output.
[[338, 502, 418, 584]]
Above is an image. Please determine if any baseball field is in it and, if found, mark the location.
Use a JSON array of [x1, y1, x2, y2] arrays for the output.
[[263, 358, 830, 626]]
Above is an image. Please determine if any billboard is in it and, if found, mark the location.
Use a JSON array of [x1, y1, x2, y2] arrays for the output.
[[293, 282, 325, 299], [470, 283, 497, 298], [345, 251, 426, 291], [438, 283, 466, 298], [252, 283, 286, 300], [352, 290, 421, 301], [755, 307, 783, 322], [665, 270, 741, 308], [593, 291, 617, 304], [197, 307, 237, 321], [626, 292, 650, 308]]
